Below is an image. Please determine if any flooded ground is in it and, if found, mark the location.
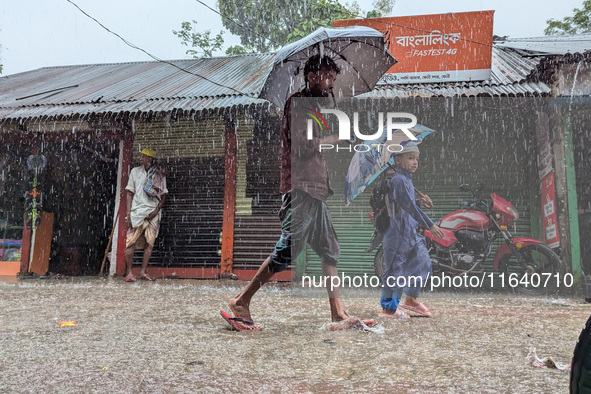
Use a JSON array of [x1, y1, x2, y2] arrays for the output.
[[0, 276, 588, 393]]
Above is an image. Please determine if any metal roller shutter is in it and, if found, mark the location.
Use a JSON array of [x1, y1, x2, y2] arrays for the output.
[[131, 116, 226, 268], [232, 113, 284, 270], [133, 157, 225, 267]]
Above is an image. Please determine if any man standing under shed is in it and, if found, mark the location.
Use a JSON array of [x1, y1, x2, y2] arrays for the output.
[[124, 148, 167, 282]]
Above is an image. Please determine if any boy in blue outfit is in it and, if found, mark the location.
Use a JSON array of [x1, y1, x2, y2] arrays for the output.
[[379, 142, 444, 318]]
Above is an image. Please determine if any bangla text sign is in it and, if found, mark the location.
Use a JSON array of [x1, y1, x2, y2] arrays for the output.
[[333, 11, 494, 84], [540, 172, 560, 249]]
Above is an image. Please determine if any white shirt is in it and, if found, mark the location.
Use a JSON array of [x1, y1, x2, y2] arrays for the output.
[[125, 166, 168, 229]]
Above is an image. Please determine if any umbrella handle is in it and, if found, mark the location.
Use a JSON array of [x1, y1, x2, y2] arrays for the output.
[[330, 90, 355, 143], [330, 89, 337, 107]]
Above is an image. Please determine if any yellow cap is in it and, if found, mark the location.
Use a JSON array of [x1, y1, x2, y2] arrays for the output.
[[140, 148, 156, 158]]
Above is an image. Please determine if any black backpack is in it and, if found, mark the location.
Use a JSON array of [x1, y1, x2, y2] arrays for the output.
[[369, 178, 392, 233]]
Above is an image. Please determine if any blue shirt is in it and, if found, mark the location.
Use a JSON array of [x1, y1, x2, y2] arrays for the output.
[[382, 168, 434, 282]]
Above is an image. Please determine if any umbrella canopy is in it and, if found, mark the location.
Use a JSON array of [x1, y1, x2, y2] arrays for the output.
[[344, 124, 436, 206], [259, 26, 397, 108]]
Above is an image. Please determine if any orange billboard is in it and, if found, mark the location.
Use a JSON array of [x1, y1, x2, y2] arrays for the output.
[[334, 11, 494, 84]]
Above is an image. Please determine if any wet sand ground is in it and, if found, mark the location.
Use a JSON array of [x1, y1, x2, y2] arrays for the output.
[[0, 277, 588, 393]]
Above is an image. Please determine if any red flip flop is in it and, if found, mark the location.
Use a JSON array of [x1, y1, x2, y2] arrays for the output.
[[220, 311, 262, 331], [124, 274, 136, 282], [138, 273, 155, 281]]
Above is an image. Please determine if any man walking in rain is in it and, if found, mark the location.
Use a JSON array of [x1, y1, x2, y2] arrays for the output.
[[221, 55, 376, 331], [124, 148, 167, 282]]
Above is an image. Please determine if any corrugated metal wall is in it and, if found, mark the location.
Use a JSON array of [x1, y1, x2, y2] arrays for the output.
[[302, 98, 540, 277], [232, 113, 284, 270], [133, 115, 226, 159], [573, 109, 591, 212], [572, 108, 591, 274], [130, 115, 227, 267]]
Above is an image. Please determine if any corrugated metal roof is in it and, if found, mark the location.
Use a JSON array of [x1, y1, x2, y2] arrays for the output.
[[0, 97, 271, 121], [364, 81, 551, 98], [364, 45, 552, 98], [0, 38, 573, 120], [0, 54, 275, 121], [495, 33, 591, 56]]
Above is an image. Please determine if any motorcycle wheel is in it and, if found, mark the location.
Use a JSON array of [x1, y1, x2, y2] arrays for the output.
[[570, 314, 591, 393], [374, 245, 385, 279], [499, 244, 561, 295]]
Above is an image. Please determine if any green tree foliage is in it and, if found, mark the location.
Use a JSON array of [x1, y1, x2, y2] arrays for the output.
[[174, 0, 394, 57], [225, 45, 254, 55], [545, 0, 591, 35], [371, 0, 394, 16], [173, 20, 225, 57], [218, 0, 352, 53], [218, 0, 395, 53]]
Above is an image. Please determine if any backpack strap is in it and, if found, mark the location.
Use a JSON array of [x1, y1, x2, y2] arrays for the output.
[[389, 173, 406, 218], [385, 192, 392, 218]]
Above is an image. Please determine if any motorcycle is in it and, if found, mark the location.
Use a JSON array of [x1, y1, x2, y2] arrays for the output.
[[368, 183, 562, 294]]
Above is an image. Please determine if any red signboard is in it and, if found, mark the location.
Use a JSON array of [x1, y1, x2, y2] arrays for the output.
[[540, 172, 560, 248], [334, 11, 494, 84]]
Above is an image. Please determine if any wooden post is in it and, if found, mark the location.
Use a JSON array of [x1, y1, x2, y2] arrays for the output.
[[19, 227, 31, 275], [115, 129, 134, 276], [29, 212, 54, 275], [220, 116, 237, 276]]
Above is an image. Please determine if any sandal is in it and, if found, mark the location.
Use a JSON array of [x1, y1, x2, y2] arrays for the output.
[[124, 274, 136, 282], [220, 311, 262, 331], [399, 302, 432, 317], [138, 273, 155, 281]]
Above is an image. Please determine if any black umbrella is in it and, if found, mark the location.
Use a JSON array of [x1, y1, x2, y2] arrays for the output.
[[259, 26, 397, 108]]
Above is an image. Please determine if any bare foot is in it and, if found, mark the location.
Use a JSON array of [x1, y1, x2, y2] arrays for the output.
[[379, 310, 409, 319], [326, 316, 378, 331], [399, 302, 431, 317], [331, 311, 350, 322], [220, 311, 261, 331], [402, 297, 420, 307], [327, 317, 362, 331], [232, 320, 261, 331], [334, 311, 377, 327], [228, 298, 252, 321]]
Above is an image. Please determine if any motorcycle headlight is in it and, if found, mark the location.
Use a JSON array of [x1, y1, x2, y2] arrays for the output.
[[507, 206, 519, 220]]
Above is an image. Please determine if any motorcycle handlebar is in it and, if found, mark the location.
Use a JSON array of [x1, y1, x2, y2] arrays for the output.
[[460, 183, 491, 212], [461, 198, 491, 212]]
